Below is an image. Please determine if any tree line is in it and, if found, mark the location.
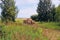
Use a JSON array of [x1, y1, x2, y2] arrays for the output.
[[0, 0, 60, 23], [31, 0, 60, 22]]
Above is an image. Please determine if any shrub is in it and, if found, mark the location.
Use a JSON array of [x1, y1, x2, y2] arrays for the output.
[[31, 15, 39, 21]]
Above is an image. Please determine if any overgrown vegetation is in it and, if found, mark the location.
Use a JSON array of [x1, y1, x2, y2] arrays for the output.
[[0, 0, 60, 40], [0, 22, 49, 40], [38, 22, 60, 30], [0, 18, 60, 40]]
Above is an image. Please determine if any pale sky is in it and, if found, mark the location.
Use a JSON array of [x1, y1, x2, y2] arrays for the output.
[[0, 0, 60, 18]]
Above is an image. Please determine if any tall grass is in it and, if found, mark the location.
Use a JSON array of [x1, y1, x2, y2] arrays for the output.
[[0, 22, 48, 40], [0, 18, 60, 40], [38, 22, 60, 30]]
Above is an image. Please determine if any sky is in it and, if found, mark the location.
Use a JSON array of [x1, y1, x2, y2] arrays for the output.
[[15, 0, 39, 18], [15, 0, 60, 18], [0, 0, 60, 18]]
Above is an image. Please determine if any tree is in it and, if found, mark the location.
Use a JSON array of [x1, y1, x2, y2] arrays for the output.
[[0, 0, 18, 23], [37, 0, 52, 22], [51, 5, 56, 21], [55, 5, 60, 22]]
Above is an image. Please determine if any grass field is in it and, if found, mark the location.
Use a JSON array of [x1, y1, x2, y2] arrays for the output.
[[38, 22, 60, 30], [0, 20, 48, 40], [0, 19, 60, 40]]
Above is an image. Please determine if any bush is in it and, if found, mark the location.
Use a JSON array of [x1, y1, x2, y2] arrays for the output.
[[31, 15, 39, 21]]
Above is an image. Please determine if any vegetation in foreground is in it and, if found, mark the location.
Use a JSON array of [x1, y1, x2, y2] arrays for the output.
[[38, 22, 60, 30], [0, 21, 48, 40], [0, 19, 60, 40], [0, 0, 60, 40]]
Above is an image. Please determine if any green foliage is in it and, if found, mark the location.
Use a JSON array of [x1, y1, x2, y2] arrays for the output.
[[37, 0, 52, 22], [51, 5, 56, 21], [0, 22, 48, 40], [36, 0, 58, 22], [55, 5, 60, 22], [0, 0, 18, 23], [38, 22, 60, 30], [0, 19, 60, 40], [31, 14, 39, 21]]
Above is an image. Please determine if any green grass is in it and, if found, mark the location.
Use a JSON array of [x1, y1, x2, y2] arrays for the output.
[[0, 22, 48, 40], [38, 22, 60, 30], [0, 19, 60, 40]]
